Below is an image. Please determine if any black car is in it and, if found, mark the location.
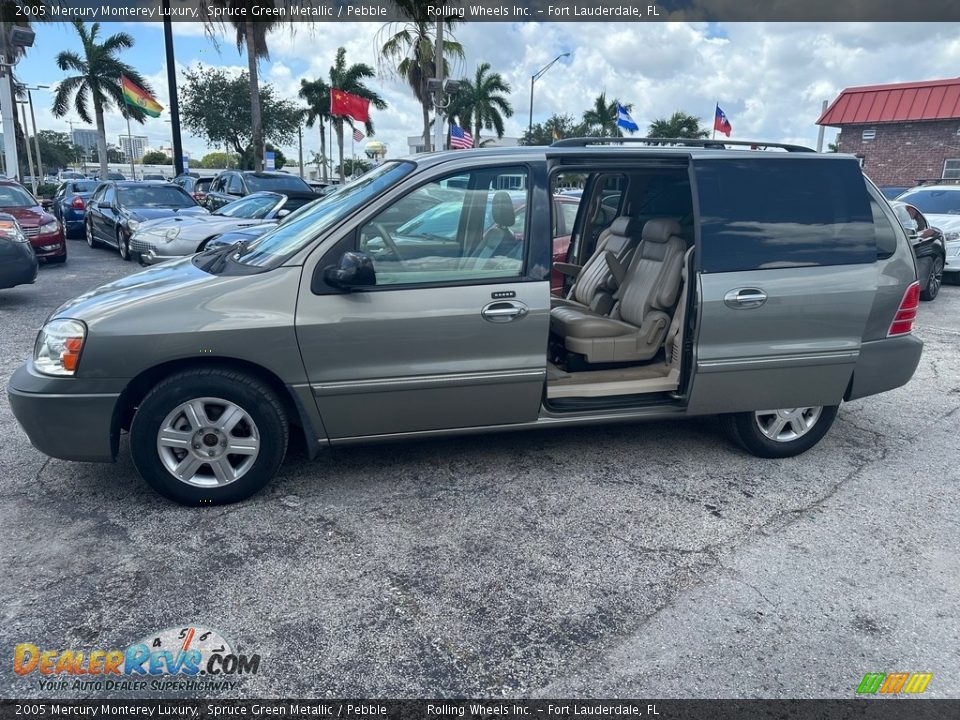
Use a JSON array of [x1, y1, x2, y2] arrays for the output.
[[0, 213, 38, 289], [890, 200, 947, 301], [84, 181, 207, 261], [50, 179, 99, 238], [172, 174, 214, 205], [204, 170, 317, 211]]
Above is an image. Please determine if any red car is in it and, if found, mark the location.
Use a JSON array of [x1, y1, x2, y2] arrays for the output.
[[0, 181, 66, 263]]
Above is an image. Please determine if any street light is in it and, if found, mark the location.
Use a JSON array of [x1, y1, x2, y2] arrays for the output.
[[21, 84, 49, 182], [528, 52, 571, 138]]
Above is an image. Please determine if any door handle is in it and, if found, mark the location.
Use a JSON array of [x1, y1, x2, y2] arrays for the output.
[[723, 288, 767, 309], [481, 300, 528, 323]]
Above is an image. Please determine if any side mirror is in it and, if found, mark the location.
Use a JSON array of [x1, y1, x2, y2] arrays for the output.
[[276, 209, 290, 218], [323, 251, 376, 289]]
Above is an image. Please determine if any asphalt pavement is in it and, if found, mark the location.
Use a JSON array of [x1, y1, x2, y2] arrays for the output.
[[0, 238, 957, 699]]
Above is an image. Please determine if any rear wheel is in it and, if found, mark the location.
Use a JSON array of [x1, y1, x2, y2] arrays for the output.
[[130, 368, 289, 505], [721, 405, 838, 458], [919, 255, 943, 301]]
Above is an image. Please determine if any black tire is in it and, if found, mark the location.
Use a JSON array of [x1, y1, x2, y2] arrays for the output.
[[720, 405, 839, 459], [130, 368, 289, 506], [85, 219, 101, 249], [117, 229, 131, 261], [919, 255, 943, 301]]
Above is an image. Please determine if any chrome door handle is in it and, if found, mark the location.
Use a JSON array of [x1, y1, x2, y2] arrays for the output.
[[481, 301, 528, 323], [723, 288, 767, 309]]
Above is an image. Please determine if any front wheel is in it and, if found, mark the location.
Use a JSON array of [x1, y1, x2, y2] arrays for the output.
[[86, 219, 100, 249], [919, 255, 943, 301], [130, 368, 289, 505], [117, 229, 131, 261], [720, 405, 839, 458]]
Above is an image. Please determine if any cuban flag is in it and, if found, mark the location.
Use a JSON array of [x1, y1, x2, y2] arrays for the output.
[[714, 104, 732, 137], [616, 103, 639, 133]]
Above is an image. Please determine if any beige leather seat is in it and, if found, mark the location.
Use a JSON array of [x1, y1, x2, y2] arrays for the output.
[[553, 216, 642, 315], [551, 219, 686, 364]]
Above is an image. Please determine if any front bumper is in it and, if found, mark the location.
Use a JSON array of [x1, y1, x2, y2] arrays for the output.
[[29, 231, 66, 259], [0, 240, 38, 288], [945, 240, 960, 274], [7, 362, 122, 462], [130, 235, 191, 265]]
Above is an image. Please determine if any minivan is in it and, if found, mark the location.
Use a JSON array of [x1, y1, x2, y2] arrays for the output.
[[7, 139, 923, 505]]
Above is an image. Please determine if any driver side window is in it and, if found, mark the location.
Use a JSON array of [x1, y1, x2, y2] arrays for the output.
[[357, 166, 529, 286]]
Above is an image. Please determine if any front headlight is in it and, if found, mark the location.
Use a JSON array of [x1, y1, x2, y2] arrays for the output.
[[38, 219, 59, 235], [126, 219, 141, 233], [944, 231, 959, 241], [34, 319, 87, 377]]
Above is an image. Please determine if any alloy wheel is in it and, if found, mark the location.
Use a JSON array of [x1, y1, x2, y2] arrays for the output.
[[928, 256, 943, 299], [753, 407, 823, 443], [156, 397, 261, 488]]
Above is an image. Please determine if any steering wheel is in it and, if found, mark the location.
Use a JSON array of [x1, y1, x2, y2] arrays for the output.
[[366, 221, 407, 265]]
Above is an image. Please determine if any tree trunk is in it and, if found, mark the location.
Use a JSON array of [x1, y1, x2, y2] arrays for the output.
[[335, 118, 344, 182], [245, 20, 264, 173], [319, 120, 327, 182], [421, 100, 431, 153], [94, 98, 109, 179]]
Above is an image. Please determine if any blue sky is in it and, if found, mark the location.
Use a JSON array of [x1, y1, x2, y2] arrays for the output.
[[15, 21, 960, 168]]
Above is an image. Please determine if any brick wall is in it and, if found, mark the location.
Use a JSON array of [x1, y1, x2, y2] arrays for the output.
[[835, 119, 960, 187]]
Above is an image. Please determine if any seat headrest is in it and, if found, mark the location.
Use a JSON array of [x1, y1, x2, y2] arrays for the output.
[[609, 216, 639, 237], [491, 191, 515, 227], [642, 218, 682, 244]]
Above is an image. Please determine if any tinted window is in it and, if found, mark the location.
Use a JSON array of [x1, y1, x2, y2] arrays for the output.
[[118, 186, 196, 208], [0, 185, 36, 207], [71, 181, 98, 193], [896, 188, 960, 215], [871, 199, 899, 258], [696, 158, 875, 272], [227, 175, 243, 194], [245, 174, 312, 193]]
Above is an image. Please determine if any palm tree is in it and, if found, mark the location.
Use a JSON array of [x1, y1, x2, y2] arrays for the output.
[[209, 2, 283, 172], [647, 111, 709, 139], [327, 47, 386, 182], [451, 63, 513, 148], [582, 93, 633, 138], [52, 21, 153, 179], [299, 77, 331, 182], [379, 3, 463, 152]]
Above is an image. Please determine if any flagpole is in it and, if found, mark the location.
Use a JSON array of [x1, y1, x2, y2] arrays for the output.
[[712, 101, 717, 140]]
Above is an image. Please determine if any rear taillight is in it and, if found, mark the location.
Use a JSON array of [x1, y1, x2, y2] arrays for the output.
[[71, 197, 85, 209], [888, 281, 920, 337]]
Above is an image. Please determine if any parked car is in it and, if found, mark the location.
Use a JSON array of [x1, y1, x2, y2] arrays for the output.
[[895, 185, 960, 284], [0, 180, 66, 263], [204, 170, 317, 211], [0, 213, 38, 289], [7, 142, 923, 506], [58, 171, 87, 181], [84, 181, 208, 261], [889, 201, 947, 300], [50, 179, 99, 238], [132, 192, 302, 265], [173, 174, 214, 205]]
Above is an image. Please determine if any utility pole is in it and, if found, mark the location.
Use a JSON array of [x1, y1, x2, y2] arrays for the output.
[[297, 122, 303, 179], [162, 0, 184, 176], [432, 20, 444, 153], [0, 20, 20, 180], [816, 99, 828, 152], [18, 101, 35, 193], [24, 85, 47, 180]]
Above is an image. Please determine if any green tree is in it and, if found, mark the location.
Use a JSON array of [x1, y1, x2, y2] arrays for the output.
[[34, 131, 81, 170], [141, 150, 172, 165], [336, 157, 371, 178], [520, 113, 585, 146], [647, 111, 709, 139], [208, 1, 284, 172], [52, 20, 154, 179], [199, 151, 238, 168], [239, 142, 285, 171], [379, 4, 463, 153], [448, 63, 513, 149], [326, 47, 386, 182], [299, 76, 331, 182], [582, 93, 633, 138], [180, 65, 301, 161]]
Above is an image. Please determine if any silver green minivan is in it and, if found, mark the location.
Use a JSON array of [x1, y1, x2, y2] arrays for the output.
[[8, 141, 923, 505]]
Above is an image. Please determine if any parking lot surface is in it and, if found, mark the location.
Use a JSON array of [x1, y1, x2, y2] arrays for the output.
[[1, 240, 958, 698]]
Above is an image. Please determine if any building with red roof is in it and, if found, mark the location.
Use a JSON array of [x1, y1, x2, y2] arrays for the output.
[[817, 78, 960, 187]]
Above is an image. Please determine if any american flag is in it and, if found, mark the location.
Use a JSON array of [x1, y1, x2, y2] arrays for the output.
[[450, 124, 473, 149], [352, 127, 364, 142]]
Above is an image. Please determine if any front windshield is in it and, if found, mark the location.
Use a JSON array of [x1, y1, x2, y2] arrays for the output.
[[216, 194, 281, 219], [897, 188, 960, 215], [119, 186, 197, 209], [0, 185, 36, 207], [245, 174, 312, 193], [233, 162, 415, 269]]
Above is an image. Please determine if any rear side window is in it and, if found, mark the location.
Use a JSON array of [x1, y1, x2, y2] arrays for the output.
[[696, 158, 875, 272]]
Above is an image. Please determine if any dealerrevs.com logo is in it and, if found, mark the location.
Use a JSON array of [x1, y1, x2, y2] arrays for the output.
[[13, 626, 261, 692]]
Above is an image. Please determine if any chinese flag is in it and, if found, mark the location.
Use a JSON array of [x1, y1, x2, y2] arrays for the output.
[[331, 89, 370, 123]]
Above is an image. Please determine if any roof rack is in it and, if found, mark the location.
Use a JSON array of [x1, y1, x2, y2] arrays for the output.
[[550, 137, 817, 152]]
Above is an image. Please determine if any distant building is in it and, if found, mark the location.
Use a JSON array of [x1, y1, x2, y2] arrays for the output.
[[817, 77, 960, 187], [118, 134, 149, 163], [71, 128, 98, 159]]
